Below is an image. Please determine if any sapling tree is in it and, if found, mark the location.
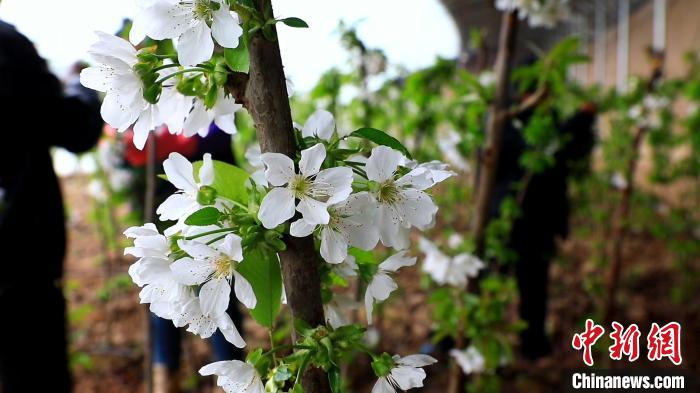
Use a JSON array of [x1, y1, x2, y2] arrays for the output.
[[447, 1, 573, 391], [79, 1, 452, 392]]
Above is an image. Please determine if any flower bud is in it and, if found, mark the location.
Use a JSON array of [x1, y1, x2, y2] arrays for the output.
[[197, 185, 218, 205]]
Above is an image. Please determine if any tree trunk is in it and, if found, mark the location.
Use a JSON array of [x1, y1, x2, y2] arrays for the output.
[[239, 2, 330, 392], [448, 11, 519, 393], [603, 58, 663, 326], [471, 11, 518, 257], [603, 126, 644, 327]]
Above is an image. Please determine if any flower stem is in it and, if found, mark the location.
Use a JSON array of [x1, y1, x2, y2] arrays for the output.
[[153, 63, 181, 72], [155, 67, 209, 84], [183, 227, 236, 240]]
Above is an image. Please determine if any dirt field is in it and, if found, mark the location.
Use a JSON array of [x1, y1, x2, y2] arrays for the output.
[[61, 175, 699, 393]]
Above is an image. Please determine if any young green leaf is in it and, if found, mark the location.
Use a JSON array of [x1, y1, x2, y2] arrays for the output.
[[236, 247, 282, 328], [349, 127, 412, 159], [184, 207, 221, 226], [224, 39, 250, 73], [192, 160, 250, 205], [280, 17, 309, 28]]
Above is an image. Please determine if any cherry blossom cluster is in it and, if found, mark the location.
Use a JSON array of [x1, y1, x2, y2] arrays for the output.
[[495, 0, 570, 28], [79, 1, 452, 390], [80, 0, 245, 149], [121, 108, 449, 392]]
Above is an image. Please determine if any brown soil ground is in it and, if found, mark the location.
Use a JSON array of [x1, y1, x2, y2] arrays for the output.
[[61, 175, 699, 393]]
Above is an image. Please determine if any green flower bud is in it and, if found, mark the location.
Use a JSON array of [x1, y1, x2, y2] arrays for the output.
[[371, 353, 395, 377], [197, 186, 218, 205]]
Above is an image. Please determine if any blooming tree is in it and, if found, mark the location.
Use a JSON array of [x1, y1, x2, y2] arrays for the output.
[[80, 1, 451, 392]]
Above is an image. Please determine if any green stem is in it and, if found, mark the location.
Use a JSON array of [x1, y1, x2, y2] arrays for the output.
[[231, 200, 249, 211], [183, 227, 236, 240], [206, 234, 229, 245], [153, 63, 181, 72], [155, 67, 209, 84], [261, 344, 314, 359], [292, 350, 314, 390]]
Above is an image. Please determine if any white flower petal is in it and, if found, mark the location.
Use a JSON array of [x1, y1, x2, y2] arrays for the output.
[[290, 219, 316, 237], [200, 277, 231, 316], [216, 313, 246, 348], [391, 366, 426, 390], [302, 109, 335, 141], [217, 234, 243, 262], [296, 197, 329, 225], [260, 153, 295, 186], [211, 7, 242, 48], [156, 193, 195, 221], [258, 187, 295, 228], [320, 227, 348, 264], [163, 152, 198, 192], [178, 239, 219, 260], [371, 377, 395, 393], [199, 153, 215, 186], [142, 1, 192, 40], [315, 167, 353, 205], [170, 257, 214, 285], [379, 251, 416, 272], [177, 23, 215, 67], [397, 354, 438, 367], [366, 146, 403, 182], [233, 271, 257, 309], [299, 143, 326, 177]]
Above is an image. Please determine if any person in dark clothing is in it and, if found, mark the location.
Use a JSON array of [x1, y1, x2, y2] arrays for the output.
[[0, 21, 103, 393], [491, 102, 596, 359]]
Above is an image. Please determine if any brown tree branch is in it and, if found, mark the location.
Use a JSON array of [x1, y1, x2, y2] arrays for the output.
[[229, 1, 330, 392], [448, 10, 519, 393]]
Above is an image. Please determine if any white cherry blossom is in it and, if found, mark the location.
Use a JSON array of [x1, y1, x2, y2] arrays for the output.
[[178, 298, 245, 347], [372, 354, 437, 393], [80, 32, 152, 149], [244, 145, 267, 186], [199, 360, 264, 393], [301, 109, 336, 141], [290, 192, 378, 263], [172, 234, 256, 316], [135, 0, 243, 66], [419, 237, 484, 287], [183, 91, 242, 137], [495, 0, 570, 28], [365, 252, 416, 324], [124, 223, 194, 322], [450, 346, 485, 375], [366, 146, 440, 249], [156, 152, 216, 235], [258, 143, 353, 228]]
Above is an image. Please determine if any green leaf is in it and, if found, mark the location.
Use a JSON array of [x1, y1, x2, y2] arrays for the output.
[[280, 17, 309, 28], [192, 160, 249, 204], [349, 127, 412, 159], [224, 39, 249, 73], [328, 366, 341, 393], [236, 247, 282, 328], [184, 207, 221, 226]]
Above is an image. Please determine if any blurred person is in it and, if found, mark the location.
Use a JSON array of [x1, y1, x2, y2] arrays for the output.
[[491, 99, 596, 360], [120, 124, 242, 393], [0, 22, 102, 393]]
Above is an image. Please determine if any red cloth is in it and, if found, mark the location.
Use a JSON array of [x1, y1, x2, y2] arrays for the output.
[[119, 126, 199, 167]]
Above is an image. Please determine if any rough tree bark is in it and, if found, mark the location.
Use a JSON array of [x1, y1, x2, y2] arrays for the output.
[[447, 11, 519, 393], [231, 1, 330, 392]]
